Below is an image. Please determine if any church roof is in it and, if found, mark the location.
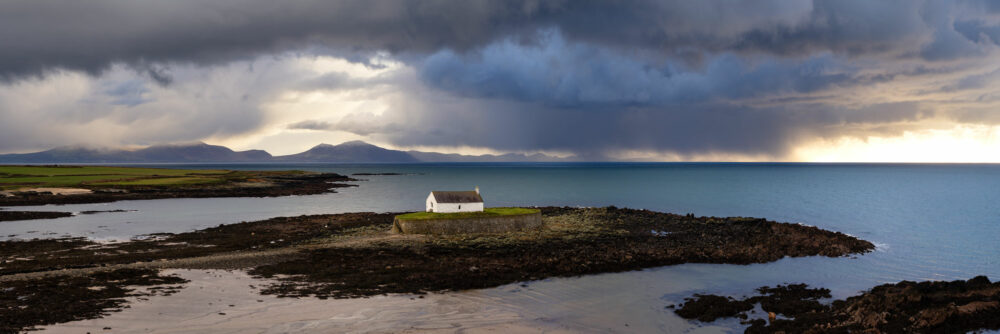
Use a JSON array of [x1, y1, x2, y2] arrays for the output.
[[431, 191, 483, 203]]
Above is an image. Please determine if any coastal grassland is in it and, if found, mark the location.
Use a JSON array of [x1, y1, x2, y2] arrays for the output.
[[90, 176, 227, 186], [0, 165, 355, 206], [0, 165, 227, 177], [0, 165, 230, 190], [395, 207, 539, 220]]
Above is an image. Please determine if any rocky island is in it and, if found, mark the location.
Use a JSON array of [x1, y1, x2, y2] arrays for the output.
[[1, 206, 876, 332]]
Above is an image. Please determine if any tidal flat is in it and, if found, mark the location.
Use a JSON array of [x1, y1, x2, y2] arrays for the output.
[[1, 207, 873, 332]]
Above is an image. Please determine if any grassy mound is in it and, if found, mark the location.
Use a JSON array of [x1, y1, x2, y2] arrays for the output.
[[395, 207, 539, 220]]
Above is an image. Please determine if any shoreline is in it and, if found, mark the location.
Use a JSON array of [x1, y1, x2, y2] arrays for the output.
[[0, 207, 874, 278], [0, 210, 74, 222], [0, 175, 357, 207], [673, 277, 1000, 333], [1, 207, 876, 332], [35, 269, 593, 334]]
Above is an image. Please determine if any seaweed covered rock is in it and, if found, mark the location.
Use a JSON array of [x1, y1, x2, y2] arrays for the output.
[[0, 268, 188, 334], [674, 276, 1000, 333]]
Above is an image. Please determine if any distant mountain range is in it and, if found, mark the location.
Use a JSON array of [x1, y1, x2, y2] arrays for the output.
[[0, 141, 569, 163]]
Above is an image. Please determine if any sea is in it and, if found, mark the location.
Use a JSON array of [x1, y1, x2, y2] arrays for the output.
[[5, 163, 1000, 332]]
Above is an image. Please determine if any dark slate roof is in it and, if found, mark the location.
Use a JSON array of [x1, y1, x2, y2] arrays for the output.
[[431, 191, 483, 203]]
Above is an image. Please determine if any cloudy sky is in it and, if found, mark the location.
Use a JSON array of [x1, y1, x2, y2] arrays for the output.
[[2, 0, 1000, 161]]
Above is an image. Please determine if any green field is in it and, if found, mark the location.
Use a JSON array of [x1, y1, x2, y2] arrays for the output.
[[0, 165, 233, 190], [395, 207, 540, 220], [90, 176, 227, 186]]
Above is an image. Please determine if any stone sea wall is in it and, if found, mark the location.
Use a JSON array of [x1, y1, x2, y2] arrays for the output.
[[392, 212, 542, 235]]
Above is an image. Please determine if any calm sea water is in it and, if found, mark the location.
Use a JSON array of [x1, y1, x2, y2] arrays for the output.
[[6, 163, 1000, 332]]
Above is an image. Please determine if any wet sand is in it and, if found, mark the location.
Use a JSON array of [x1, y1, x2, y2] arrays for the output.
[[38, 269, 731, 334], [39, 270, 582, 333]]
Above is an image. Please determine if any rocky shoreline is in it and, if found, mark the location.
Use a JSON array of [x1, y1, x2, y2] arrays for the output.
[[0, 172, 356, 206], [251, 207, 875, 298], [0, 212, 392, 276], [672, 276, 1000, 333], [1, 207, 876, 332], [1, 268, 187, 334], [0, 210, 73, 222]]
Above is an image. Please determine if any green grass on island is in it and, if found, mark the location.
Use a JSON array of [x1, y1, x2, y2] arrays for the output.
[[396, 207, 540, 220], [0, 165, 296, 190]]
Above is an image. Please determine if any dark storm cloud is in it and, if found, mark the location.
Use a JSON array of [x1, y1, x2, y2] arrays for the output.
[[369, 98, 936, 159], [1, 0, 998, 159], [959, 0, 1000, 13], [734, 1, 928, 57], [0, 0, 570, 80], [954, 20, 1000, 46], [101, 80, 153, 107], [418, 34, 881, 108], [416, 29, 910, 118], [1, 0, 993, 81]]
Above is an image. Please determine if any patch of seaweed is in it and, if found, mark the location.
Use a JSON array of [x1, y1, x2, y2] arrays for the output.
[[674, 277, 1000, 333], [0, 211, 73, 222], [0, 268, 188, 334]]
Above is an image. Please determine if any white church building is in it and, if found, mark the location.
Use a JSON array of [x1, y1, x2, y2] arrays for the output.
[[426, 187, 484, 213]]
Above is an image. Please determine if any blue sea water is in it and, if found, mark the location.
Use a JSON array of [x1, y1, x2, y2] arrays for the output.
[[5, 163, 1000, 332]]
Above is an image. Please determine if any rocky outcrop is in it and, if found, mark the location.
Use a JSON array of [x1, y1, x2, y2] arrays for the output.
[[0, 210, 73, 222], [674, 276, 1000, 333], [250, 207, 874, 299]]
